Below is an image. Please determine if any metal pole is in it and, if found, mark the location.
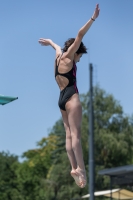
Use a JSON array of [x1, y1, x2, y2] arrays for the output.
[[110, 176, 112, 200], [89, 63, 95, 200]]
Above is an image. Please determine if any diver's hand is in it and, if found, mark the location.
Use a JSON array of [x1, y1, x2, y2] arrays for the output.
[[38, 38, 52, 46], [92, 4, 100, 20]]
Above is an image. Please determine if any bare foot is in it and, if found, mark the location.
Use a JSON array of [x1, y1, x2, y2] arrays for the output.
[[75, 168, 86, 188], [70, 169, 82, 187]]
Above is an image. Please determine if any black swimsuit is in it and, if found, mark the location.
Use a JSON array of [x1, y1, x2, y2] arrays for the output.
[[55, 54, 79, 111]]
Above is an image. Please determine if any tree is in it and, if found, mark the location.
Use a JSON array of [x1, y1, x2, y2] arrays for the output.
[[15, 134, 58, 200], [81, 86, 133, 190], [0, 152, 22, 200]]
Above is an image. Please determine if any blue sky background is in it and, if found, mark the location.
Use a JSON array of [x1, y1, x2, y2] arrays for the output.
[[0, 0, 133, 160]]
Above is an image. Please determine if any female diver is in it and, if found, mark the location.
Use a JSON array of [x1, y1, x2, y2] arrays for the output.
[[38, 4, 100, 188]]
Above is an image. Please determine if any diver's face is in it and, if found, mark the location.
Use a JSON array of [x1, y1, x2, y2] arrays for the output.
[[74, 53, 83, 63]]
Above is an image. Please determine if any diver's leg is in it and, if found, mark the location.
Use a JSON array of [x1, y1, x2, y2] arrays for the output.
[[65, 94, 86, 188]]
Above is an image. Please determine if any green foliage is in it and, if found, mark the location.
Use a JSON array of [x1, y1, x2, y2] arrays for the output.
[[49, 119, 66, 164], [0, 152, 22, 200], [93, 86, 133, 170], [16, 134, 58, 200]]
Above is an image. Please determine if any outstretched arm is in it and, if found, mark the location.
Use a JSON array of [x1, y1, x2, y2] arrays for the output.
[[38, 39, 62, 57], [78, 4, 100, 36], [67, 4, 100, 57]]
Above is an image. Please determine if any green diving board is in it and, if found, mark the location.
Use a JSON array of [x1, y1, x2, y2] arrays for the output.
[[0, 95, 18, 105]]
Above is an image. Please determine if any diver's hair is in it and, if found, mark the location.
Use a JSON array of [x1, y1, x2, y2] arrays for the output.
[[62, 38, 87, 54]]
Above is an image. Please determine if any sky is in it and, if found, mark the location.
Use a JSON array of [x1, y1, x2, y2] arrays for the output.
[[0, 0, 133, 160]]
